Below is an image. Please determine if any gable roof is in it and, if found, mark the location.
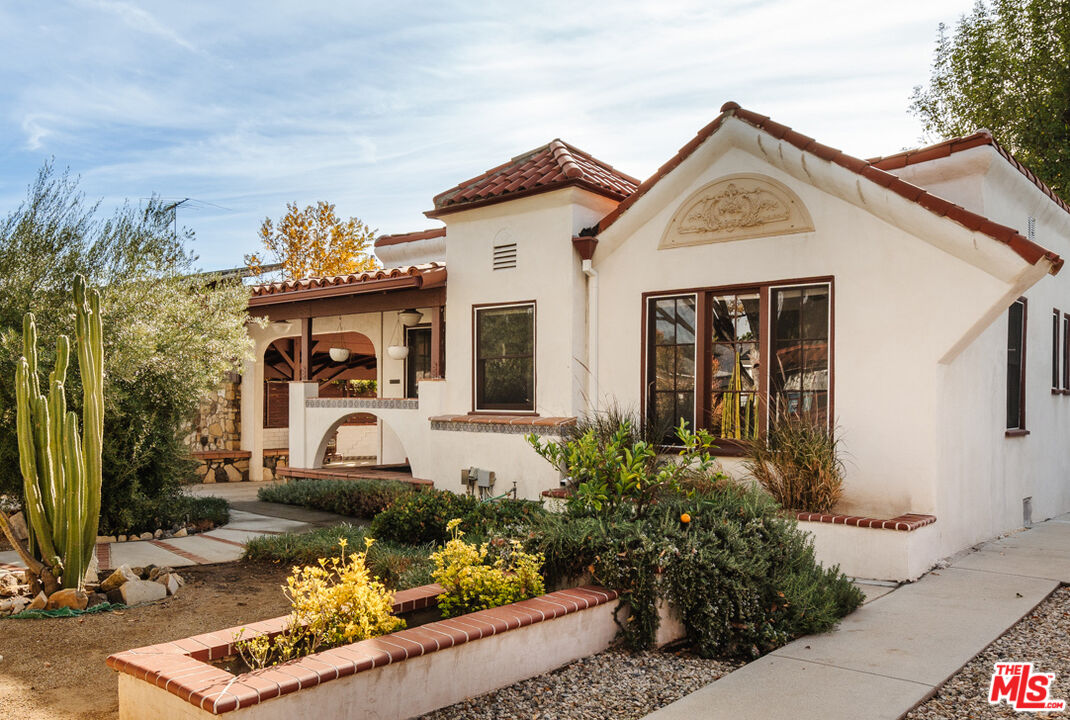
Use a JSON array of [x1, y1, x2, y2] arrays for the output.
[[868, 132, 1070, 218], [591, 102, 1062, 275], [426, 139, 639, 218], [374, 227, 446, 248]]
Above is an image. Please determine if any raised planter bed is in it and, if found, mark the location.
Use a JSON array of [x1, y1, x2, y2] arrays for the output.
[[795, 511, 938, 582], [108, 584, 628, 719]]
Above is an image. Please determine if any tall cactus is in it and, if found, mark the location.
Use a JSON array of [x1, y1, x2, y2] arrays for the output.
[[11, 275, 104, 590]]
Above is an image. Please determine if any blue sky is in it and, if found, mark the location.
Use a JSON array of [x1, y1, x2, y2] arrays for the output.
[[0, 0, 972, 270]]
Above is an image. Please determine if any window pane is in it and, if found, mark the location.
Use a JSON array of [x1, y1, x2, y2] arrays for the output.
[[802, 287, 830, 339], [481, 357, 533, 406], [736, 293, 760, 341], [675, 345, 695, 390], [774, 288, 803, 341], [1007, 300, 1025, 429], [710, 296, 735, 341], [675, 297, 696, 344], [654, 298, 676, 345], [477, 306, 533, 358], [654, 346, 676, 390], [710, 343, 736, 390], [738, 342, 759, 391], [676, 391, 694, 429]]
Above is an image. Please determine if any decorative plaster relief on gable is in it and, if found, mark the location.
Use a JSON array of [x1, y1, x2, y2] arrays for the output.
[[659, 173, 814, 249]]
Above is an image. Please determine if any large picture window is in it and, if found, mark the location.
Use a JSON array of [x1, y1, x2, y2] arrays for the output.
[[645, 280, 832, 450], [1007, 298, 1027, 431], [474, 303, 535, 411]]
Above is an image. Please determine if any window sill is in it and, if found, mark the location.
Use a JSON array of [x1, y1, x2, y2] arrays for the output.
[[468, 410, 538, 417], [1005, 429, 1030, 438]]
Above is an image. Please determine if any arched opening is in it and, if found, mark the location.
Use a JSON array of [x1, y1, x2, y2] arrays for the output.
[[322, 412, 377, 466], [262, 331, 377, 436]]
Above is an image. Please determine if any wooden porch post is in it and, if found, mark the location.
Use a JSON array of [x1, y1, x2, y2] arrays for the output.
[[299, 317, 313, 382], [430, 305, 445, 379]]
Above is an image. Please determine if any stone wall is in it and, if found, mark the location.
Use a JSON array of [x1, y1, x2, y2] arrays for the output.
[[183, 372, 241, 452]]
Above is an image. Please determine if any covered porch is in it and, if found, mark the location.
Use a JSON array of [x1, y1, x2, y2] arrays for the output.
[[242, 264, 446, 482]]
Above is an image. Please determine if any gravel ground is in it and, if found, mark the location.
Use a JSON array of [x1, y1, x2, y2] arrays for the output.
[[906, 585, 1070, 719], [417, 646, 742, 720]]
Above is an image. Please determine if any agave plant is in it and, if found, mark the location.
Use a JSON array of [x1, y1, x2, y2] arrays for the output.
[[0, 275, 103, 592]]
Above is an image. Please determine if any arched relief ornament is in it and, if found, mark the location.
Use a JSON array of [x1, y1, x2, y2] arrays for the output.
[[659, 173, 814, 249]]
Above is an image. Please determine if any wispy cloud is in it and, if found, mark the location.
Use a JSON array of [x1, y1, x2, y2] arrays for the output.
[[0, 0, 971, 269]]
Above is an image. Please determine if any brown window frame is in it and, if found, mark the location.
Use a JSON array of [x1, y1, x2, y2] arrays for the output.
[[1006, 298, 1028, 435], [1053, 308, 1061, 392], [472, 301, 537, 413], [642, 276, 834, 455], [1063, 313, 1069, 393], [405, 324, 432, 400]]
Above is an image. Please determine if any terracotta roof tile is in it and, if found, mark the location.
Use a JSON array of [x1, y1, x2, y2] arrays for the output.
[[593, 102, 1062, 275], [374, 227, 445, 248], [869, 131, 1070, 218], [249, 262, 445, 299], [427, 139, 639, 217]]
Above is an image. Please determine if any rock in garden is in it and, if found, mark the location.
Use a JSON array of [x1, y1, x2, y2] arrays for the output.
[[87, 592, 108, 608], [138, 564, 157, 580], [147, 566, 172, 581], [0, 596, 28, 616], [119, 579, 166, 605], [27, 591, 47, 610], [96, 535, 117, 544], [153, 529, 163, 539], [0, 573, 20, 597], [8, 511, 28, 541], [46, 588, 88, 611], [155, 573, 184, 596], [173, 527, 188, 538], [100, 564, 139, 592], [139, 532, 153, 541], [83, 555, 99, 585]]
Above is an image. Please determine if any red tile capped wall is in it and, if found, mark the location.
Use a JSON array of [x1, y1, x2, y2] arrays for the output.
[[795, 511, 936, 532], [107, 584, 618, 715]]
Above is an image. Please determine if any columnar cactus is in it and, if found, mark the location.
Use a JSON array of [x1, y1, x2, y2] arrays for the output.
[[13, 275, 104, 590]]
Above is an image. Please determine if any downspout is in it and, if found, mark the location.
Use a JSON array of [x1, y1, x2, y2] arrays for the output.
[[574, 235, 599, 415], [583, 259, 598, 414]]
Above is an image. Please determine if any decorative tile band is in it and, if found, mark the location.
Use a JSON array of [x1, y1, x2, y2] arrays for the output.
[[107, 584, 616, 715], [306, 397, 418, 410], [795, 511, 937, 532], [430, 414, 576, 435]]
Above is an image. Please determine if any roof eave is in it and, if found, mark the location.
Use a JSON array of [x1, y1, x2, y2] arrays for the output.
[[423, 179, 629, 219]]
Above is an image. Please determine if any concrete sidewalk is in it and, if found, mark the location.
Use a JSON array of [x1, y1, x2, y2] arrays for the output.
[[0, 482, 362, 572], [644, 514, 1070, 720]]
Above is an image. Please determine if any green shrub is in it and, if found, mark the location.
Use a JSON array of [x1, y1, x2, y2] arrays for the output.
[[528, 415, 724, 516], [526, 484, 863, 659], [369, 489, 546, 545], [744, 418, 845, 513], [258, 479, 412, 519], [105, 493, 229, 535], [431, 519, 545, 618], [242, 524, 433, 589]]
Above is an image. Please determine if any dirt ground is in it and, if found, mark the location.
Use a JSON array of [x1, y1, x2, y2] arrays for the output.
[[0, 562, 293, 720]]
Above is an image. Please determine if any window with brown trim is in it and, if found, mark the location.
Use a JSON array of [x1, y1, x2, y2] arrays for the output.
[[644, 279, 832, 450], [1053, 308, 1061, 391], [1063, 313, 1069, 391], [647, 295, 697, 433], [1007, 298, 1027, 431], [405, 326, 432, 399], [474, 303, 535, 411]]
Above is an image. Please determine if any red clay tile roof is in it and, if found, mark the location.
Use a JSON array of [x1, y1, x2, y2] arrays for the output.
[[593, 102, 1062, 275], [374, 227, 446, 248], [869, 132, 1070, 218], [427, 139, 639, 217], [249, 262, 446, 302]]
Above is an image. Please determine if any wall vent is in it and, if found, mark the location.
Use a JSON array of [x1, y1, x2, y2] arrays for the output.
[[493, 242, 517, 270], [1028, 216, 1036, 242]]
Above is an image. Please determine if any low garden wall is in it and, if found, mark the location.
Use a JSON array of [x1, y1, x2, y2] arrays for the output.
[[798, 512, 938, 582], [109, 584, 673, 720]]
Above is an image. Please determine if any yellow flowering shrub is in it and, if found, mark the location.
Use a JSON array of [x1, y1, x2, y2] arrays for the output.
[[236, 538, 404, 669], [431, 518, 545, 618]]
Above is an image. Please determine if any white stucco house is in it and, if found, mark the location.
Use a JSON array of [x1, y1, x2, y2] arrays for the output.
[[236, 102, 1070, 581]]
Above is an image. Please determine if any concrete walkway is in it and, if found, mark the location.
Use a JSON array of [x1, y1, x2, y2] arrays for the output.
[[645, 514, 1070, 720], [0, 481, 362, 572]]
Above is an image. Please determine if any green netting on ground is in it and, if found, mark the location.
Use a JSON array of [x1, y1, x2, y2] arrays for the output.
[[3, 602, 126, 620]]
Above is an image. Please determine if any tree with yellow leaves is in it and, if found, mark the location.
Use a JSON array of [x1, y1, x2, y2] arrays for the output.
[[246, 201, 379, 280]]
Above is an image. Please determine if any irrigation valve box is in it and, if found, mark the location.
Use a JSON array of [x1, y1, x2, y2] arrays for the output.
[[461, 467, 496, 492]]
